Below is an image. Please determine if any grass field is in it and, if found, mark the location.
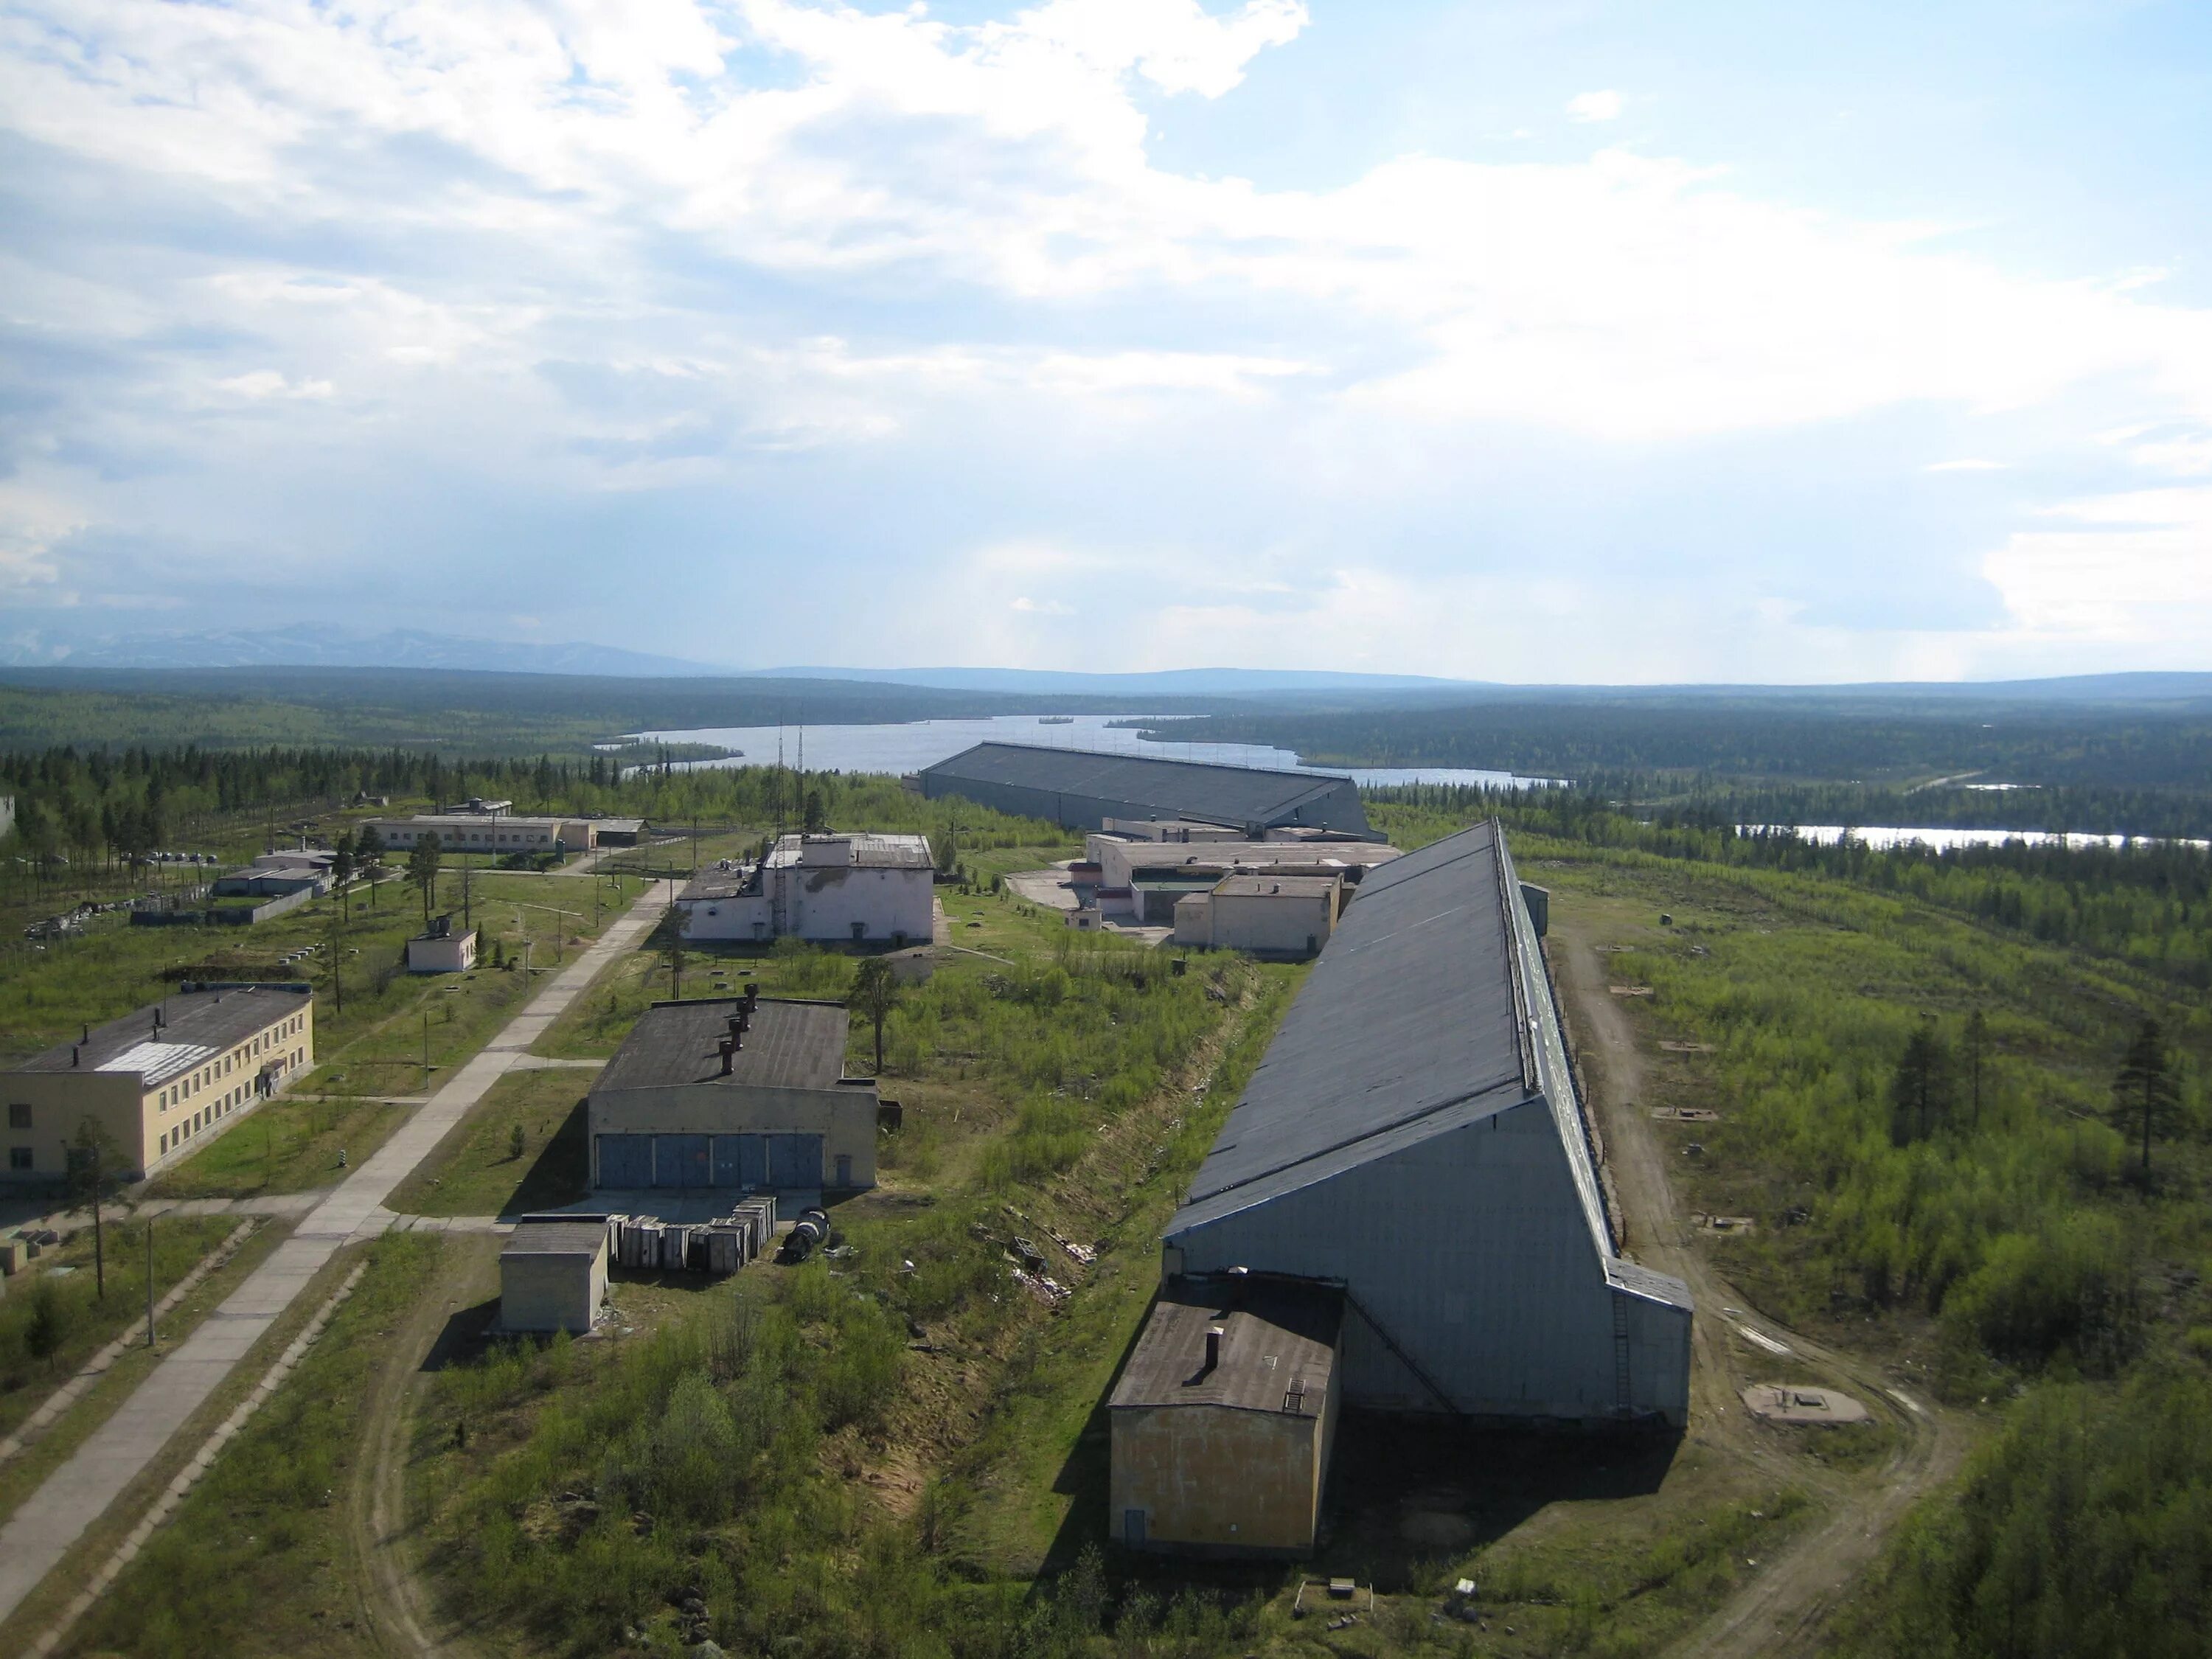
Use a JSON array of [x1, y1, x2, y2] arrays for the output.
[[58, 1233, 445, 1659], [0, 1219, 288, 1530], [386, 1069, 592, 1217], [142, 1096, 412, 1200], [0, 1216, 242, 1439]]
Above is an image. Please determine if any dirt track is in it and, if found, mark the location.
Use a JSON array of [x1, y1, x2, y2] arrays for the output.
[[1551, 907, 1969, 1658], [347, 1234, 501, 1657]]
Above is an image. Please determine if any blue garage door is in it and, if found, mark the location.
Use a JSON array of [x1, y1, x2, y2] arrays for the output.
[[714, 1134, 769, 1188], [597, 1134, 652, 1188], [768, 1133, 822, 1188], [653, 1133, 712, 1188]]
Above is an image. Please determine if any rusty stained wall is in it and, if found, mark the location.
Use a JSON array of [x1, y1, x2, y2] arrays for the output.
[[1110, 1403, 1329, 1554]]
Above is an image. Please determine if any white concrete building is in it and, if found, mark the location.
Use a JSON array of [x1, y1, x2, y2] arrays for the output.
[[677, 833, 934, 945], [1173, 873, 1342, 957], [405, 917, 479, 973]]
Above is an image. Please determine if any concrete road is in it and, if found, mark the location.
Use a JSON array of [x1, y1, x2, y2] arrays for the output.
[[0, 879, 672, 1628]]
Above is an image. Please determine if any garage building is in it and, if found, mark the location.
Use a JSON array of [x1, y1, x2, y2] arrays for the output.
[[588, 993, 880, 1197], [917, 743, 1372, 837]]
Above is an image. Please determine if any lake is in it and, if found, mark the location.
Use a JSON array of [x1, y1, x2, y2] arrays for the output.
[[622, 713, 1559, 790]]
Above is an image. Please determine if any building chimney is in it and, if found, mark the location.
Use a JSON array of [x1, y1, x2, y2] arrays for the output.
[[71, 1045, 80, 1068], [718, 1040, 734, 1076], [81, 1023, 90, 1044], [1204, 1326, 1224, 1372], [743, 982, 760, 1012]]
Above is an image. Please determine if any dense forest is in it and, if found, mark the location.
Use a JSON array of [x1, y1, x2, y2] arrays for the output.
[[1369, 782, 2212, 990], [0, 668, 1235, 753], [1138, 697, 2212, 795]]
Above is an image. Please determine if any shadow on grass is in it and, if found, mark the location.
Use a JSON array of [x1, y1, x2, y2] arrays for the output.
[[496, 1099, 591, 1218], [421, 1295, 503, 1373]]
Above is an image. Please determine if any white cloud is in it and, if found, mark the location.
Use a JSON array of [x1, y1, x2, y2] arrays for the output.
[[216, 371, 336, 400], [1983, 487, 2212, 644], [3, 0, 2211, 674]]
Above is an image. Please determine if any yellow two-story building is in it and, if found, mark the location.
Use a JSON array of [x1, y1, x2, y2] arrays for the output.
[[4, 983, 315, 1187]]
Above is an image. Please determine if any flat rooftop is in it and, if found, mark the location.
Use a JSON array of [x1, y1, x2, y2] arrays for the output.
[[1119, 841, 1400, 872], [766, 832, 933, 869], [594, 998, 857, 1094], [8, 984, 313, 1083], [501, 1221, 608, 1259], [1110, 1275, 1342, 1416], [373, 813, 575, 830], [1212, 874, 1341, 898]]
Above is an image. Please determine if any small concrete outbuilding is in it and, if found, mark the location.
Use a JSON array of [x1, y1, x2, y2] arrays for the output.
[[1110, 1273, 1343, 1557], [499, 1219, 610, 1334], [1172, 873, 1341, 957], [405, 914, 478, 973]]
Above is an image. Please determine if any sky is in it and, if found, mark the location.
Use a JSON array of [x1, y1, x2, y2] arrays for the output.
[[2, 0, 2211, 682]]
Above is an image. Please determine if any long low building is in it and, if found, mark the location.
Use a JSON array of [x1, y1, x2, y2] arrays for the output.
[[4, 984, 315, 1186], [677, 832, 934, 945], [588, 992, 881, 1197], [361, 814, 601, 855], [918, 742, 1373, 837]]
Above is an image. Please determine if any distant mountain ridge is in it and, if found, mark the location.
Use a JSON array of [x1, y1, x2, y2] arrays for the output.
[[1, 625, 2203, 703], [1, 624, 721, 678]]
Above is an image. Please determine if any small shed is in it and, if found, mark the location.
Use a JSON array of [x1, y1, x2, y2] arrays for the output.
[[1109, 1273, 1343, 1557], [499, 1220, 609, 1333], [406, 915, 479, 974]]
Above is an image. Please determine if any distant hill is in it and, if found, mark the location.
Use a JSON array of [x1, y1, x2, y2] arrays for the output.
[[745, 665, 1475, 695], [0, 625, 725, 678]]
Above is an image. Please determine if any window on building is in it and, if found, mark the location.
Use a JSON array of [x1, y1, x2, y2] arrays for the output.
[[8, 1148, 30, 1171], [9, 1103, 30, 1130]]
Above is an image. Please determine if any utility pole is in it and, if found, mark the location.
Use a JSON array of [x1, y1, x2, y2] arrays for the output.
[[422, 1011, 431, 1093], [145, 1213, 156, 1348]]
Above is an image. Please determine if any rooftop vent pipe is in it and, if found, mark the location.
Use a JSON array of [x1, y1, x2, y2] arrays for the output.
[[1205, 1326, 1224, 1372], [718, 1039, 735, 1076]]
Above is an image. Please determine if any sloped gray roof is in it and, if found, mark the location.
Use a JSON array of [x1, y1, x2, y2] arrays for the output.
[[10, 984, 311, 1078], [1110, 1275, 1343, 1414], [1168, 821, 1537, 1234], [920, 742, 1360, 830], [594, 998, 853, 1093]]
